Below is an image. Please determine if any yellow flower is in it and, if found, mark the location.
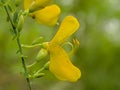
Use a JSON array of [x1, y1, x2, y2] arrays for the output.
[[24, 0, 60, 26], [32, 4, 61, 26], [24, 0, 33, 10], [24, 0, 51, 10], [34, 0, 52, 8], [50, 16, 80, 46], [46, 16, 81, 82]]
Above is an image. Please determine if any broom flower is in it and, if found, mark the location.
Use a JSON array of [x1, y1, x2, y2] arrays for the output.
[[24, 0, 60, 26], [45, 16, 81, 82]]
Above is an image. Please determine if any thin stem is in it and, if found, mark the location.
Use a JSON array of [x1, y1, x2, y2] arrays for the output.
[[4, 5, 32, 90], [34, 67, 45, 76], [21, 43, 42, 48], [4, 6, 16, 34], [17, 37, 32, 90]]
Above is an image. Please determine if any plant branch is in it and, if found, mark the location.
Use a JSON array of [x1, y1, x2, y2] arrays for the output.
[[4, 5, 16, 34], [17, 37, 32, 90], [4, 5, 32, 90]]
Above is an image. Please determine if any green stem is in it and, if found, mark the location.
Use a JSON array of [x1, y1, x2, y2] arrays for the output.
[[21, 43, 42, 48], [4, 5, 32, 90], [34, 67, 45, 76], [17, 37, 32, 90], [4, 5, 16, 34]]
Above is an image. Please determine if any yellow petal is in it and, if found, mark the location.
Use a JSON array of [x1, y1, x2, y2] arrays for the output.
[[32, 4, 61, 26], [24, 0, 33, 10], [50, 16, 80, 46], [35, 0, 51, 7], [30, 0, 52, 12], [49, 45, 81, 82]]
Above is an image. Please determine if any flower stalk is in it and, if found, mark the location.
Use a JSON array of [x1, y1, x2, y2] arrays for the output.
[[4, 5, 32, 90]]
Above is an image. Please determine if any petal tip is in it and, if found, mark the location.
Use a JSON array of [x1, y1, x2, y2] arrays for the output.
[[65, 15, 80, 30]]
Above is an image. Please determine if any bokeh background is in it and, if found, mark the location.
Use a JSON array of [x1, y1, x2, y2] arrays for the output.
[[0, 0, 120, 90]]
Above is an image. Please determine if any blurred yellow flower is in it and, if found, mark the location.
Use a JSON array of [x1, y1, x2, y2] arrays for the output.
[[24, 0, 33, 10], [24, 0, 51, 10], [24, 0, 60, 26], [46, 16, 81, 82], [34, 0, 52, 8], [32, 4, 61, 26]]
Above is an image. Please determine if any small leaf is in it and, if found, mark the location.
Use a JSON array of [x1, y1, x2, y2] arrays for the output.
[[8, 4, 13, 12], [13, 11, 19, 25]]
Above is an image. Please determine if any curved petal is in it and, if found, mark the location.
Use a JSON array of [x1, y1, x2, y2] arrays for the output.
[[35, 0, 52, 7], [49, 45, 81, 82], [50, 16, 80, 46], [24, 0, 33, 10], [30, 0, 52, 12], [32, 4, 61, 26]]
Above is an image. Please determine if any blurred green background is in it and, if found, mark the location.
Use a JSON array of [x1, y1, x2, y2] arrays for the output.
[[0, 0, 120, 90]]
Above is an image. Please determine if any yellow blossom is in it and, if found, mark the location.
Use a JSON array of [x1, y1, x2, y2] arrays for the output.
[[50, 16, 80, 46], [24, 0, 60, 26], [24, 0, 33, 10], [46, 16, 81, 82], [32, 4, 61, 26], [34, 0, 52, 8], [24, 0, 51, 10]]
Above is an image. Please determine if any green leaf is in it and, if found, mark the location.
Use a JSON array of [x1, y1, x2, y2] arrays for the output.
[[13, 11, 19, 26], [7, 4, 13, 12]]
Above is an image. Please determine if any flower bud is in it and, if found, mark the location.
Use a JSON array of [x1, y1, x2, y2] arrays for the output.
[[16, 15, 24, 32], [36, 48, 48, 61]]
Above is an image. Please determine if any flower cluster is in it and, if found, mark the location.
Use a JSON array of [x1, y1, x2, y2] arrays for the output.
[[24, 0, 81, 82]]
